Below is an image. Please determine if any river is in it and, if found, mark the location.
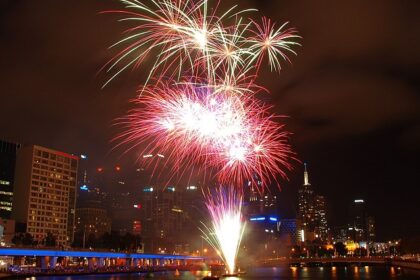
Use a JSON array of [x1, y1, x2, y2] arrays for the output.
[[26, 266, 420, 280]]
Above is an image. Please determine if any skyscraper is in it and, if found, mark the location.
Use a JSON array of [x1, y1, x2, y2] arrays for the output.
[[297, 163, 315, 234], [12, 145, 78, 246], [349, 199, 367, 241], [314, 195, 328, 239], [0, 140, 20, 219], [247, 192, 278, 216], [140, 185, 185, 253], [297, 163, 329, 241]]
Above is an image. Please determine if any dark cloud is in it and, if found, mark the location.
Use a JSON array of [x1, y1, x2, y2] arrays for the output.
[[1, 0, 419, 240]]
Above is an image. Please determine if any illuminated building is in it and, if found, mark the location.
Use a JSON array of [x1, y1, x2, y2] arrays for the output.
[[106, 191, 139, 234], [0, 140, 20, 219], [77, 153, 89, 193], [182, 184, 205, 252], [349, 199, 367, 241], [314, 195, 328, 240], [245, 215, 282, 258], [332, 225, 350, 243], [297, 163, 329, 241], [140, 185, 185, 253], [75, 207, 111, 238], [246, 181, 278, 217], [297, 163, 315, 238], [12, 145, 78, 245]]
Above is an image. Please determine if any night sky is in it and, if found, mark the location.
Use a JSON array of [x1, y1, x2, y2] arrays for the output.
[[1, 0, 419, 241]]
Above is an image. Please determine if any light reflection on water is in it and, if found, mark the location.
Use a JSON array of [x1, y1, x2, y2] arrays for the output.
[[29, 266, 420, 280]]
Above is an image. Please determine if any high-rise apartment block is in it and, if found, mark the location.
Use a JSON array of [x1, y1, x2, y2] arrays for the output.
[[13, 145, 78, 246]]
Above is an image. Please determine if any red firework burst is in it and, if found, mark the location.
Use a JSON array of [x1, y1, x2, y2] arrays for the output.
[[114, 80, 294, 189]]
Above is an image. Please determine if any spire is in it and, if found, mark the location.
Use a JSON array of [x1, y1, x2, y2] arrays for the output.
[[304, 162, 310, 186]]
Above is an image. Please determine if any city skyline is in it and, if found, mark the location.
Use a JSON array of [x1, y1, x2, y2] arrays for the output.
[[0, 138, 400, 249], [1, 0, 419, 242]]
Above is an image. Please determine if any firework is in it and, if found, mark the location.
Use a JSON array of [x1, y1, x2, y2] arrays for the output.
[[201, 187, 245, 274], [114, 80, 294, 189], [105, 0, 300, 274], [102, 0, 299, 88]]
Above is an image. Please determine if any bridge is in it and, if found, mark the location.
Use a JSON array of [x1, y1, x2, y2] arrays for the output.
[[0, 248, 203, 270]]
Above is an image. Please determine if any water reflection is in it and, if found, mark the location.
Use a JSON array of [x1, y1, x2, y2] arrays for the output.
[[331, 266, 337, 278], [30, 266, 420, 280], [290, 266, 298, 277]]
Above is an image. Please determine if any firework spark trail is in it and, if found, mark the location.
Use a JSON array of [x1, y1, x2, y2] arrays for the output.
[[106, 0, 300, 188], [201, 187, 245, 275], [114, 81, 294, 190], [102, 0, 300, 88]]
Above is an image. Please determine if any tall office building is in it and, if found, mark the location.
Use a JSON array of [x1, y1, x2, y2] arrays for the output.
[[140, 185, 185, 253], [314, 195, 328, 239], [245, 183, 278, 217], [0, 140, 20, 219], [349, 199, 367, 241], [106, 191, 139, 234], [297, 163, 315, 233], [297, 163, 329, 241], [13, 145, 78, 246]]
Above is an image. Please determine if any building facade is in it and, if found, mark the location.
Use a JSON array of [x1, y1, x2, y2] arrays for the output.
[[297, 163, 315, 238], [13, 145, 78, 246], [349, 199, 367, 242], [297, 163, 329, 241], [140, 185, 185, 253], [314, 195, 328, 239], [75, 207, 111, 238], [0, 140, 20, 219]]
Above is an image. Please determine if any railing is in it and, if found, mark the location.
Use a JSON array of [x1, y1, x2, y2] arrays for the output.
[[0, 247, 203, 260]]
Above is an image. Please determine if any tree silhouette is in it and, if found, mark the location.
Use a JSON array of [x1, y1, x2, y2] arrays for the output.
[[44, 232, 57, 247]]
